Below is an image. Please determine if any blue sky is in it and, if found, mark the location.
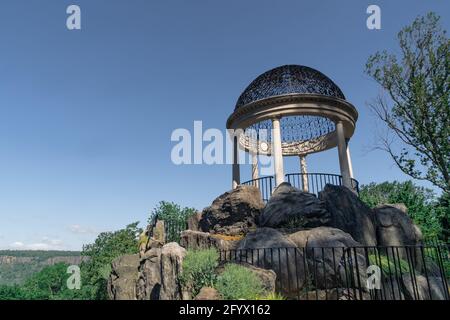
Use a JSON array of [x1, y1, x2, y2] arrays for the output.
[[0, 0, 448, 250]]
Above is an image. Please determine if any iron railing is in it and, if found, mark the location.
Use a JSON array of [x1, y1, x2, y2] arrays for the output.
[[218, 244, 450, 300], [242, 176, 274, 202], [164, 220, 188, 243], [242, 172, 359, 202]]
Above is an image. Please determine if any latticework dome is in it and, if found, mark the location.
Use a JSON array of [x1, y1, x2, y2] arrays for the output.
[[235, 65, 345, 110]]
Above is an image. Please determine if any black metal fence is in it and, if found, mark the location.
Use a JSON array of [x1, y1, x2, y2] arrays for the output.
[[285, 173, 360, 195], [218, 244, 450, 300], [164, 220, 188, 243], [242, 172, 360, 202], [242, 176, 274, 202]]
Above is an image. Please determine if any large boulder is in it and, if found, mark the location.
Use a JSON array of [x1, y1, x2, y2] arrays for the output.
[[372, 204, 423, 247], [199, 185, 264, 236], [186, 212, 202, 232], [180, 230, 240, 251], [236, 227, 304, 298], [288, 227, 367, 290], [159, 242, 187, 300], [319, 184, 377, 246], [259, 183, 330, 229], [136, 242, 188, 300], [136, 247, 163, 300], [401, 275, 447, 300], [372, 204, 423, 266], [107, 254, 140, 300]]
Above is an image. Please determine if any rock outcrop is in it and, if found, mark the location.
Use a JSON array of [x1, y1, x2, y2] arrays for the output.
[[372, 204, 422, 247], [135, 242, 187, 300], [319, 184, 377, 246], [288, 227, 366, 290], [259, 183, 330, 229], [199, 185, 264, 236], [108, 182, 442, 300], [180, 230, 240, 251], [107, 254, 139, 300], [236, 227, 303, 298]]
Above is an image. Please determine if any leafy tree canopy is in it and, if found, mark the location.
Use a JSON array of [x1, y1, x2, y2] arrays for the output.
[[80, 222, 142, 299], [148, 201, 196, 225], [365, 12, 450, 194]]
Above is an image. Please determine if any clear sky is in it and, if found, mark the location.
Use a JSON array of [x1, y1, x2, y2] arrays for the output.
[[0, 0, 448, 250]]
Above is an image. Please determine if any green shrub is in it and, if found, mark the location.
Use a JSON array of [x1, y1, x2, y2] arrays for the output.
[[215, 264, 265, 300], [180, 249, 219, 297], [368, 254, 410, 274], [252, 292, 285, 300]]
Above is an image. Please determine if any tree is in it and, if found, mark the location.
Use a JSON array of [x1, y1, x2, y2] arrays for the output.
[[0, 285, 27, 300], [365, 12, 450, 194], [80, 222, 142, 299], [360, 181, 447, 241], [148, 201, 196, 225]]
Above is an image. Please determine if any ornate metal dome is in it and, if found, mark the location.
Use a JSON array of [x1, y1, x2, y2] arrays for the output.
[[235, 65, 345, 109]]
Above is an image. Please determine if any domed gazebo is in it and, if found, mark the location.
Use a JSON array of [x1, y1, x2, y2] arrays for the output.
[[226, 65, 359, 201]]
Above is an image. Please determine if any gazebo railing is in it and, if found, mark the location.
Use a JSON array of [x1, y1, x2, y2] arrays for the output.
[[286, 172, 360, 196], [242, 176, 274, 202], [242, 173, 359, 202]]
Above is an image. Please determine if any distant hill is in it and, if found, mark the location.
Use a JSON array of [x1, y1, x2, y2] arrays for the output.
[[0, 250, 86, 285]]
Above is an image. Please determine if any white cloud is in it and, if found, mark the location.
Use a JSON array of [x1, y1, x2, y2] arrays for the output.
[[68, 224, 98, 235], [9, 237, 64, 250]]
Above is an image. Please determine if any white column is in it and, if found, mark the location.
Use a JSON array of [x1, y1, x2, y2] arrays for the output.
[[336, 121, 352, 190], [251, 153, 259, 187], [272, 117, 284, 186], [299, 155, 309, 192], [232, 136, 240, 189], [345, 139, 354, 178]]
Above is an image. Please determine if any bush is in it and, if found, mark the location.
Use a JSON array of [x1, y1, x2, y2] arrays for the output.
[[215, 264, 265, 300], [368, 254, 410, 275], [148, 201, 196, 225], [180, 249, 219, 297], [252, 292, 285, 300]]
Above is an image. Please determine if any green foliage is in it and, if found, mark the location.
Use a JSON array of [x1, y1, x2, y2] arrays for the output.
[[368, 254, 410, 275], [0, 285, 27, 300], [0, 263, 93, 300], [148, 201, 196, 243], [280, 216, 308, 229], [360, 181, 448, 241], [0, 223, 142, 300], [215, 264, 265, 300], [365, 12, 450, 194], [80, 222, 142, 299], [0, 261, 43, 286], [252, 292, 285, 300], [148, 201, 196, 225], [180, 249, 219, 297]]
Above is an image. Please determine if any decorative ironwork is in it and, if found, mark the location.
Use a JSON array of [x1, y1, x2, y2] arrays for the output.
[[235, 65, 345, 109], [245, 115, 336, 143]]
